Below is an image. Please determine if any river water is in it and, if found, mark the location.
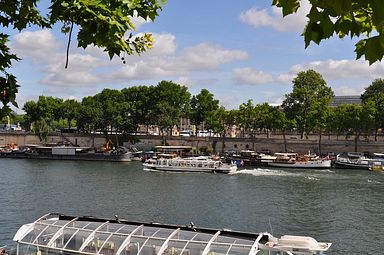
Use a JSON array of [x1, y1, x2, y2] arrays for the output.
[[0, 158, 383, 254]]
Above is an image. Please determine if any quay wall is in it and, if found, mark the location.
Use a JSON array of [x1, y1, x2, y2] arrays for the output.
[[1, 132, 384, 154]]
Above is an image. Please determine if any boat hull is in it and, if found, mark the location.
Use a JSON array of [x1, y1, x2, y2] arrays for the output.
[[143, 164, 234, 173], [143, 158, 237, 174], [333, 161, 371, 170], [268, 160, 332, 169]]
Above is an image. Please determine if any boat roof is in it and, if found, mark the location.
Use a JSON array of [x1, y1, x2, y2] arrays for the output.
[[274, 153, 297, 156], [12, 213, 331, 255]]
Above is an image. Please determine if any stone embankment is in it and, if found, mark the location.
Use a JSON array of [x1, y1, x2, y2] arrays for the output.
[[1, 131, 384, 154]]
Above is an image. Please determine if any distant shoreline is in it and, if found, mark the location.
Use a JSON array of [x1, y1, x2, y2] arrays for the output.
[[1, 131, 384, 155]]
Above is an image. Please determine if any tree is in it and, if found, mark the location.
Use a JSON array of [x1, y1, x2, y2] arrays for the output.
[[282, 70, 334, 139], [77, 96, 103, 133], [237, 100, 257, 138], [361, 79, 384, 141], [121, 85, 156, 133], [62, 99, 81, 129], [151, 81, 191, 141], [333, 104, 375, 151], [0, 0, 165, 119], [190, 89, 219, 131], [206, 106, 232, 153], [273, 0, 384, 64], [33, 118, 51, 142], [23, 96, 64, 131], [93, 89, 125, 134]]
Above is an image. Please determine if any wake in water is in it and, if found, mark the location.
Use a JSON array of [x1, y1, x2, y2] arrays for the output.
[[233, 168, 334, 181], [233, 168, 301, 177]]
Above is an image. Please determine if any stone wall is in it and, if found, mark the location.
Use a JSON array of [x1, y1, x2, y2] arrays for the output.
[[1, 132, 384, 154]]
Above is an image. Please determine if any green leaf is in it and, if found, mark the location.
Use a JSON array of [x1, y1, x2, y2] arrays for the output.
[[326, 0, 352, 15], [272, 0, 300, 16], [365, 36, 384, 64]]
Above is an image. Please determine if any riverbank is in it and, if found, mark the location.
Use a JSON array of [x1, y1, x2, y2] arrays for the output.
[[1, 131, 384, 154]]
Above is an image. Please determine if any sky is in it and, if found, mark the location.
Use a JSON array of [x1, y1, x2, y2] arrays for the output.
[[7, 0, 384, 112]]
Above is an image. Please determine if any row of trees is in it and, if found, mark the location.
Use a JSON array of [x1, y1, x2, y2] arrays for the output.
[[7, 70, 384, 151]]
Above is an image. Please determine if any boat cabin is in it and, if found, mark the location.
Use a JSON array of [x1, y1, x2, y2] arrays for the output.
[[10, 213, 331, 255]]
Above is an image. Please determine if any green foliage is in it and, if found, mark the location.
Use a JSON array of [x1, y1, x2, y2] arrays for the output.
[[152, 81, 191, 132], [0, 0, 165, 116], [332, 103, 374, 140], [49, 0, 164, 59], [33, 118, 51, 141], [272, 0, 384, 64], [282, 69, 334, 138], [190, 89, 219, 128], [361, 79, 384, 140]]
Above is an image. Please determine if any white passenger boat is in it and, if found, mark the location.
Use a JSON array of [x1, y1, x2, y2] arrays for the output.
[[10, 213, 332, 255], [268, 153, 332, 169], [143, 157, 237, 173]]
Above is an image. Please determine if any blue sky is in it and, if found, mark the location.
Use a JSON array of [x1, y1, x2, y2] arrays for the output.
[[8, 0, 384, 112]]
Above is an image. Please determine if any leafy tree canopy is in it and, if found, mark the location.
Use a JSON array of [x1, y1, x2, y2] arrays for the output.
[[272, 0, 384, 64], [282, 69, 334, 138], [0, 0, 165, 118]]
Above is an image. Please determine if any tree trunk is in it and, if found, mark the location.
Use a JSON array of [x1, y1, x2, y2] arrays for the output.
[[283, 130, 287, 152], [221, 133, 226, 153], [354, 134, 359, 152], [318, 129, 322, 156], [252, 131, 255, 151], [375, 128, 378, 141]]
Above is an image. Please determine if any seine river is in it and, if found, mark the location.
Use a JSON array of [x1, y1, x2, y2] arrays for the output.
[[1, 158, 384, 254]]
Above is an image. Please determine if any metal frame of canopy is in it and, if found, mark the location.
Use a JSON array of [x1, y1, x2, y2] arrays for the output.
[[11, 213, 331, 255]]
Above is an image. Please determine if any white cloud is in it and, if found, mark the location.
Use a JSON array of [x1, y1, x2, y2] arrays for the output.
[[233, 67, 273, 85], [41, 71, 100, 86], [333, 85, 364, 96], [276, 73, 295, 84], [220, 94, 240, 110], [239, 0, 310, 32], [149, 33, 177, 56], [10, 29, 248, 96], [281, 59, 384, 81], [180, 43, 248, 70], [110, 42, 248, 80], [11, 29, 61, 62]]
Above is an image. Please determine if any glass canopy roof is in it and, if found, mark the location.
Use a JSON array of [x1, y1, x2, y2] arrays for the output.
[[12, 213, 331, 255]]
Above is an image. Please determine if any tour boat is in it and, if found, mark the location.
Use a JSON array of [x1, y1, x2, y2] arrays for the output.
[[143, 157, 237, 173], [9, 213, 332, 255], [268, 153, 332, 169]]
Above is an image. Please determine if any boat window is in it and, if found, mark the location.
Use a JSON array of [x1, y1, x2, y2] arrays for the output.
[[82, 232, 111, 254], [165, 240, 190, 255], [33, 224, 61, 245], [64, 229, 92, 251], [183, 241, 207, 255], [206, 243, 231, 255]]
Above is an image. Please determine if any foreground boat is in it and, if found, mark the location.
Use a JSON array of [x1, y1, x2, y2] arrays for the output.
[[9, 213, 331, 255], [143, 157, 237, 173], [268, 153, 332, 169]]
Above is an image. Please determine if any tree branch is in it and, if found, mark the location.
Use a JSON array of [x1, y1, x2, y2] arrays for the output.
[[65, 21, 74, 69]]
